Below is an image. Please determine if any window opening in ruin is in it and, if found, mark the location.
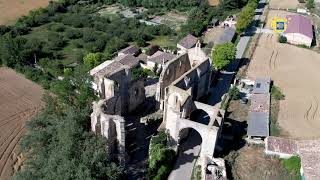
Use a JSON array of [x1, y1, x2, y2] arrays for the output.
[[134, 89, 139, 96]]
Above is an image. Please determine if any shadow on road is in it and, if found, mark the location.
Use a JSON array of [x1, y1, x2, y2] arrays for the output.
[[169, 130, 202, 180]]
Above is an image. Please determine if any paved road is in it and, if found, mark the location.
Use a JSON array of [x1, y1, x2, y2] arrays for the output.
[[168, 130, 202, 180]]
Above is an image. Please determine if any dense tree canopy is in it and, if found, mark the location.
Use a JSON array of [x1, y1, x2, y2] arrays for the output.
[[212, 42, 236, 70], [0, 0, 255, 179], [14, 69, 123, 179]]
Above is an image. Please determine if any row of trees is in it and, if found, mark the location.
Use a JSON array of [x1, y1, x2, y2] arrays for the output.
[[236, 0, 258, 33]]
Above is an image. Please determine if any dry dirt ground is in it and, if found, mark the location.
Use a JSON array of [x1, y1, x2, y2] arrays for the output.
[[203, 27, 225, 45], [208, 0, 220, 6], [246, 33, 320, 139], [268, 0, 300, 9], [0, 0, 49, 25], [229, 145, 295, 180], [227, 100, 250, 122], [0, 68, 43, 180], [265, 10, 297, 29]]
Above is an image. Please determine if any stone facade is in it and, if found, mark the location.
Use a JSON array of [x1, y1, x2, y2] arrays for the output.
[[158, 43, 225, 165], [156, 42, 210, 110], [164, 86, 225, 161], [90, 58, 146, 164]]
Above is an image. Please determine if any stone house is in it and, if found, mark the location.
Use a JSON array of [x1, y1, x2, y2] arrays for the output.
[[146, 50, 176, 71], [177, 34, 198, 54]]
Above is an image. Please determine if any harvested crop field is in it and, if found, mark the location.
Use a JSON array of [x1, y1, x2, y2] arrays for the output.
[[0, 68, 43, 179], [0, 0, 49, 25], [268, 0, 299, 9], [246, 33, 320, 139]]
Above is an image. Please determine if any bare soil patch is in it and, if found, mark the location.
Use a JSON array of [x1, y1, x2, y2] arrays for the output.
[[246, 33, 320, 139], [0, 68, 43, 179], [227, 100, 250, 122], [208, 0, 220, 6], [0, 0, 49, 25], [265, 10, 297, 29], [268, 0, 300, 9], [203, 27, 225, 44]]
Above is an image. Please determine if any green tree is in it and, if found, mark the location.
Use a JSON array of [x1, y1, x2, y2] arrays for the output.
[[83, 53, 103, 68], [211, 42, 236, 70], [235, 0, 257, 33], [0, 34, 27, 67]]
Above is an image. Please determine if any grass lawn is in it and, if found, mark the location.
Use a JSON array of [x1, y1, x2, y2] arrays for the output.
[[282, 156, 301, 180], [148, 36, 177, 48]]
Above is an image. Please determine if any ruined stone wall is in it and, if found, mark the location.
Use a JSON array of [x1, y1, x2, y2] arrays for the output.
[[91, 100, 126, 165], [156, 53, 191, 108], [96, 68, 145, 116], [128, 80, 146, 113], [173, 59, 211, 100]]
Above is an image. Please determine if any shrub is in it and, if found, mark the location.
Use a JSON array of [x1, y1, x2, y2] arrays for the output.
[[306, 0, 315, 9], [45, 32, 66, 51], [282, 156, 301, 176], [131, 67, 155, 80], [271, 86, 285, 100], [0, 25, 10, 35], [297, 44, 308, 48], [84, 39, 106, 52], [65, 29, 82, 39], [72, 39, 84, 48], [278, 36, 287, 43], [229, 86, 240, 100], [83, 53, 103, 68], [148, 130, 176, 180], [50, 23, 65, 32]]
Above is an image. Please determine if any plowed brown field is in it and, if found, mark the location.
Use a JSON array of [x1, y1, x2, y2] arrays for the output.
[[0, 67, 43, 180], [247, 34, 320, 139], [0, 0, 49, 25]]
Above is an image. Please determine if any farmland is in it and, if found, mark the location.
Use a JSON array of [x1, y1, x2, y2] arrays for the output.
[[246, 33, 320, 139], [0, 0, 49, 25], [0, 68, 43, 179]]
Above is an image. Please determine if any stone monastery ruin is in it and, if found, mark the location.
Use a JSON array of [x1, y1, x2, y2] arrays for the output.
[[90, 36, 226, 172]]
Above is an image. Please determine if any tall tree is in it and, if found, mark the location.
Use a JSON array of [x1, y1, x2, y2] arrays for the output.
[[211, 42, 236, 70]]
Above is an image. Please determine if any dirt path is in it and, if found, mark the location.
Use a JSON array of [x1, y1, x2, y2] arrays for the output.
[[247, 33, 320, 139], [0, 0, 49, 25], [0, 67, 43, 180]]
